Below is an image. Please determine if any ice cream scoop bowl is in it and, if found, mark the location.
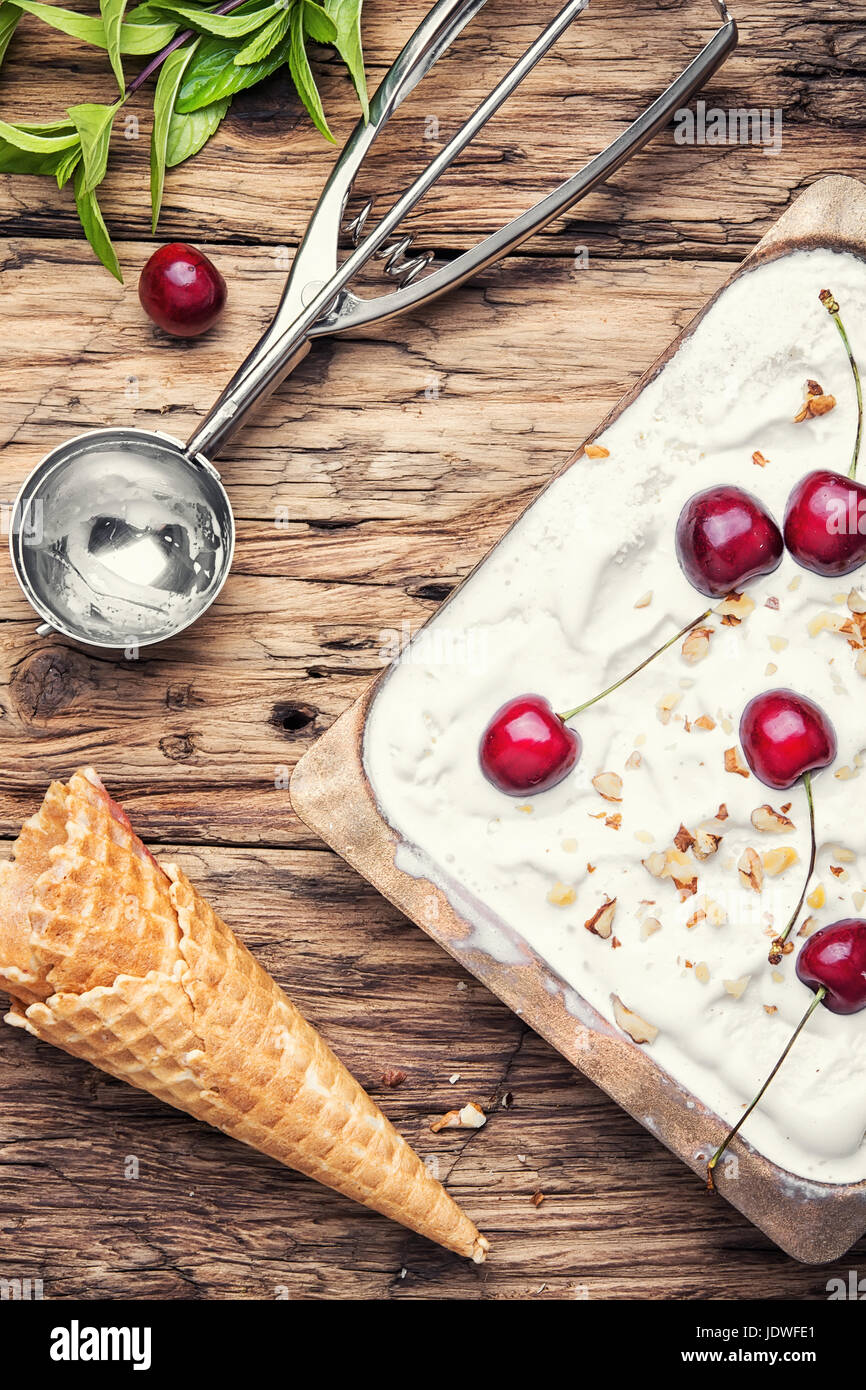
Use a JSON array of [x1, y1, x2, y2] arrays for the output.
[[9, 427, 235, 649]]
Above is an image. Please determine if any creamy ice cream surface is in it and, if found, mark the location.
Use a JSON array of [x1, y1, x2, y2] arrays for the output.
[[364, 247, 866, 1184]]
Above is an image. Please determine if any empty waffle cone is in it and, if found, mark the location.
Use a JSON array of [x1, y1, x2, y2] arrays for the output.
[[0, 770, 488, 1262]]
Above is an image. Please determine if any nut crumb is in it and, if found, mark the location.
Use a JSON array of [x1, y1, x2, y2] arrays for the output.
[[431, 1101, 486, 1133], [592, 771, 623, 802], [738, 847, 764, 893], [752, 450, 769, 467], [611, 994, 659, 1045], [585, 898, 617, 938], [723, 975, 751, 999], [381, 1069, 407, 1088], [752, 804, 796, 833], [724, 747, 750, 778], [531, 1191, 545, 1207], [682, 626, 714, 665], [585, 442, 609, 459]]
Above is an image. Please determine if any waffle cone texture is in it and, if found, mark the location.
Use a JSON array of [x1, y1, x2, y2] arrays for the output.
[[0, 770, 488, 1262]]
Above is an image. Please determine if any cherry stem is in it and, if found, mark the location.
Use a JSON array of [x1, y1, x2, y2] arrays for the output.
[[769, 770, 816, 962], [124, 0, 251, 100], [706, 984, 827, 1191], [819, 289, 863, 481], [557, 607, 713, 723]]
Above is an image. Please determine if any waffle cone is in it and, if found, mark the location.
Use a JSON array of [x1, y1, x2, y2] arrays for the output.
[[0, 770, 488, 1262]]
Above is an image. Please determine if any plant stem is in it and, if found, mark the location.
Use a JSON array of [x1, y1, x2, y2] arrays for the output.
[[124, 0, 252, 99], [557, 607, 713, 722], [819, 289, 863, 480], [706, 985, 827, 1191], [769, 770, 816, 963]]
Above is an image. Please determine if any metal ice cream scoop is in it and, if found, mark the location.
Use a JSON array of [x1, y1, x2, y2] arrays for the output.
[[9, 0, 737, 649]]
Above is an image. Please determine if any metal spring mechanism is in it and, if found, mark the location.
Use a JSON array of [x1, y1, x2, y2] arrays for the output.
[[345, 198, 436, 289]]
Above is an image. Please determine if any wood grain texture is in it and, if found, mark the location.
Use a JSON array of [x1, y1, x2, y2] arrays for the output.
[[0, 0, 865, 1299]]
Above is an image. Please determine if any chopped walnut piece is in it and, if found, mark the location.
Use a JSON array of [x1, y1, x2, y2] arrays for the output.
[[752, 450, 769, 467], [611, 994, 659, 1045], [738, 847, 764, 893], [430, 1101, 487, 1133], [640, 917, 662, 941], [694, 715, 717, 731], [716, 803, 729, 821], [764, 1004, 779, 1015], [531, 1191, 545, 1208], [604, 812, 622, 831], [643, 851, 667, 879], [724, 746, 750, 778], [674, 824, 696, 853], [381, 1069, 408, 1088], [715, 592, 755, 622], [585, 898, 617, 938], [763, 846, 799, 877], [808, 610, 855, 640], [723, 975, 751, 999], [794, 387, 836, 422], [848, 588, 866, 614], [686, 906, 706, 930], [693, 829, 721, 860], [585, 442, 610, 459], [682, 626, 714, 665], [701, 896, 728, 927], [592, 771, 623, 802], [751, 804, 795, 833]]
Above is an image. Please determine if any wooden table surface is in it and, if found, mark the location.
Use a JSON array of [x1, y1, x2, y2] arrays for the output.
[[1, 0, 865, 1301]]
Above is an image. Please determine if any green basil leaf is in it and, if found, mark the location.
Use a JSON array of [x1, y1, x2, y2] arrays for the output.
[[233, 4, 290, 66], [165, 94, 230, 167], [100, 0, 128, 89], [175, 32, 291, 112], [0, 137, 68, 175], [73, 163, 122, 281], [55, 141, 83, 188], [0, 2, 22, 66], [13, 0, 176, 53], [150, 38, 199, 231], [67, 101, 118, 193], [150, 0, 278, 39], [288, 2, 332, 141], [0, 116, 80, 153], [323, 0, 366, 118], [303, 2, 336, 45]]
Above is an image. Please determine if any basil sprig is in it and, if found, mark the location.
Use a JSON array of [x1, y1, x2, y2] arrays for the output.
[[0, 0, 367, 279]]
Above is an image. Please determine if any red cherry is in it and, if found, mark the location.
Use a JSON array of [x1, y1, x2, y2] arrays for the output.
[[796, 919, 866, 1015], [479, 694, 580, 795], [739, 689, 836, 790], [708, 918, 866, 1188], [675, 486, 783, 598], [783, 469, 866, 577], [139, 242, 227, 338]]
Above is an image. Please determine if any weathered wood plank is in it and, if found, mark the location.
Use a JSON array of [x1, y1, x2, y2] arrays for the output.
[[0, 2, 863, 261]]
